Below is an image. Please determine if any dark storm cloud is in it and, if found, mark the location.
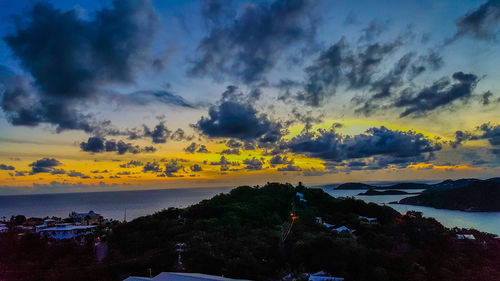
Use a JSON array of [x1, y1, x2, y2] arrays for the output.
[[277, 163, 302, 171], [220, 148, 240, 155], [286, 126, 441, 164], [170, 128, 194, 142], [358, 19, 390, 42], [196, 86, 284, 142], [201, 0, 235, 28], [450, 130, 478, 148], [190, 164, 203, 172], [210, 156, 239, 172], [480, 90, 499, 105], [189, 0, 318, 84], [269, 155, 293, 167], [184, 142, 210, 154], [394, 72, 478, 117], [297, 35, 403, 106], [353, 50, 444, 116], [284, 107, 325, 133], [243, 158, 264, 170], [226, 139, 243, 149], [449, 0, 500, 42], [1, 0, 160, 131], [120, 160, 144, 168], [80, 137, 156, 154], [163, 160, 183, 177], [451, 123, 500, 156], [143, 162, 162, 173], [29, 158, 62, 174], [0, 164, 15, 170], [50, 169, 66, 175], [120, 90, 196, 108], [67, 171, 90, 179], [143, 121, 171, 144]]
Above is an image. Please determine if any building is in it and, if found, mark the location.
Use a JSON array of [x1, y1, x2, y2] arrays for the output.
[[70, 211, 103, 225], [0, 224, 7, 233], [359, 216, 378, 224], [282, 271, 344, 281], [36, 223, 96, 239], [457, 234, 475, 240], [308, 271, 344, 281], [124, 272, 252, 281], [332, 226, 355, 234], [296, 192, 307, 203]]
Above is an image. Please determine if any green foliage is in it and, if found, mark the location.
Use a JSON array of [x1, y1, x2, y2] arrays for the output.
[[1, 183, 499, 281]]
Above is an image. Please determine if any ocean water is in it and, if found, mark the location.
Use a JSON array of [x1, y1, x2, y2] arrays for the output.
[[323, 189, 500, 236], [0, 187, 233, 222], [0, 186, 498, 236]]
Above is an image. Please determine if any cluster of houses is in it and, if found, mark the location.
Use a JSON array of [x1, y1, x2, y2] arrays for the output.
[[314, 215, 378, 237], [0, 211, 103, 240]]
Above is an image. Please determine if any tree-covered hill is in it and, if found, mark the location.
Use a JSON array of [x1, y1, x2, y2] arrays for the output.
[[1, 183, 499, 281], [107, 183, 500, 281], [399, 180, 500, 211]]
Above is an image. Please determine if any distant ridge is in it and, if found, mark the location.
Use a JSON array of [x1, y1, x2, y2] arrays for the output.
[[333, 177, 499, 190], [398, 179, 500, 212]]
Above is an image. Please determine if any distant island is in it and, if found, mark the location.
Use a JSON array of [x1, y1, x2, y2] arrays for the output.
[[334, 177, 500, 190], [398, 179, 500, 212], [335, 182, 429, 190], [357, 189, 419, 196]]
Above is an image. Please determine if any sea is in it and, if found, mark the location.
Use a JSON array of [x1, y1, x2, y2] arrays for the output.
[[0, 186, 499, 236]]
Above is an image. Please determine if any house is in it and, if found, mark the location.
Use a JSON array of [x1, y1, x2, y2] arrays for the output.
[[70, 211, 103, 225], [457, 234, 475, 240], [123, 272, 252, 281], [322, 222, 335, 229], [308, 271, 344, 281], [0, 226, 8, 233], [43, 219, 58, 227], [296, 192, 307, 203], [36, 224, 96, 239], [282, 271, 344, 281], [332, 226, 355, 234], [359, 216, 378, 224]]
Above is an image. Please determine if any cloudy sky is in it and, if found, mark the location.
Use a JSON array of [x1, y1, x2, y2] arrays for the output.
[[0, 0, 499, 194]]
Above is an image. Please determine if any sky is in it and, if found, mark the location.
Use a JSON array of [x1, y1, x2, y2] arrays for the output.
[[0, 0, 499, 194]]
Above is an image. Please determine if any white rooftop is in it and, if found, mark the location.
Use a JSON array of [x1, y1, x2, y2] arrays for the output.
[[37, 225, 96, 232], [124, 272, 252, 281]]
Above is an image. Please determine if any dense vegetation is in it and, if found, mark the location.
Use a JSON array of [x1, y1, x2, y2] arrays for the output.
[[399, 180, 500, 211], [1, 183, 499, 280]]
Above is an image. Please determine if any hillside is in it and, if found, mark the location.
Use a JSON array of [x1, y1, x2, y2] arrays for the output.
[[106, 183, 500, 281], [2, 183, 499, 281], [399, 180, 500, 211]]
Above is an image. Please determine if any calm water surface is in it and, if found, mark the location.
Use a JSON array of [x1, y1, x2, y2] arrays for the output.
[[323, 188, 500, 236], [0, 186, 498, 236], [0, 187, 232, 221]]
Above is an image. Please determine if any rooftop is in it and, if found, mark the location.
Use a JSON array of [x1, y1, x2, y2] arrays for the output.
[[124, 272, 252, 281]]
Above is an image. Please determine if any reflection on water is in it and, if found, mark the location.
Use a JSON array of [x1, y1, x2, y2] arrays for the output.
[[323, 188, 500, 236]]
